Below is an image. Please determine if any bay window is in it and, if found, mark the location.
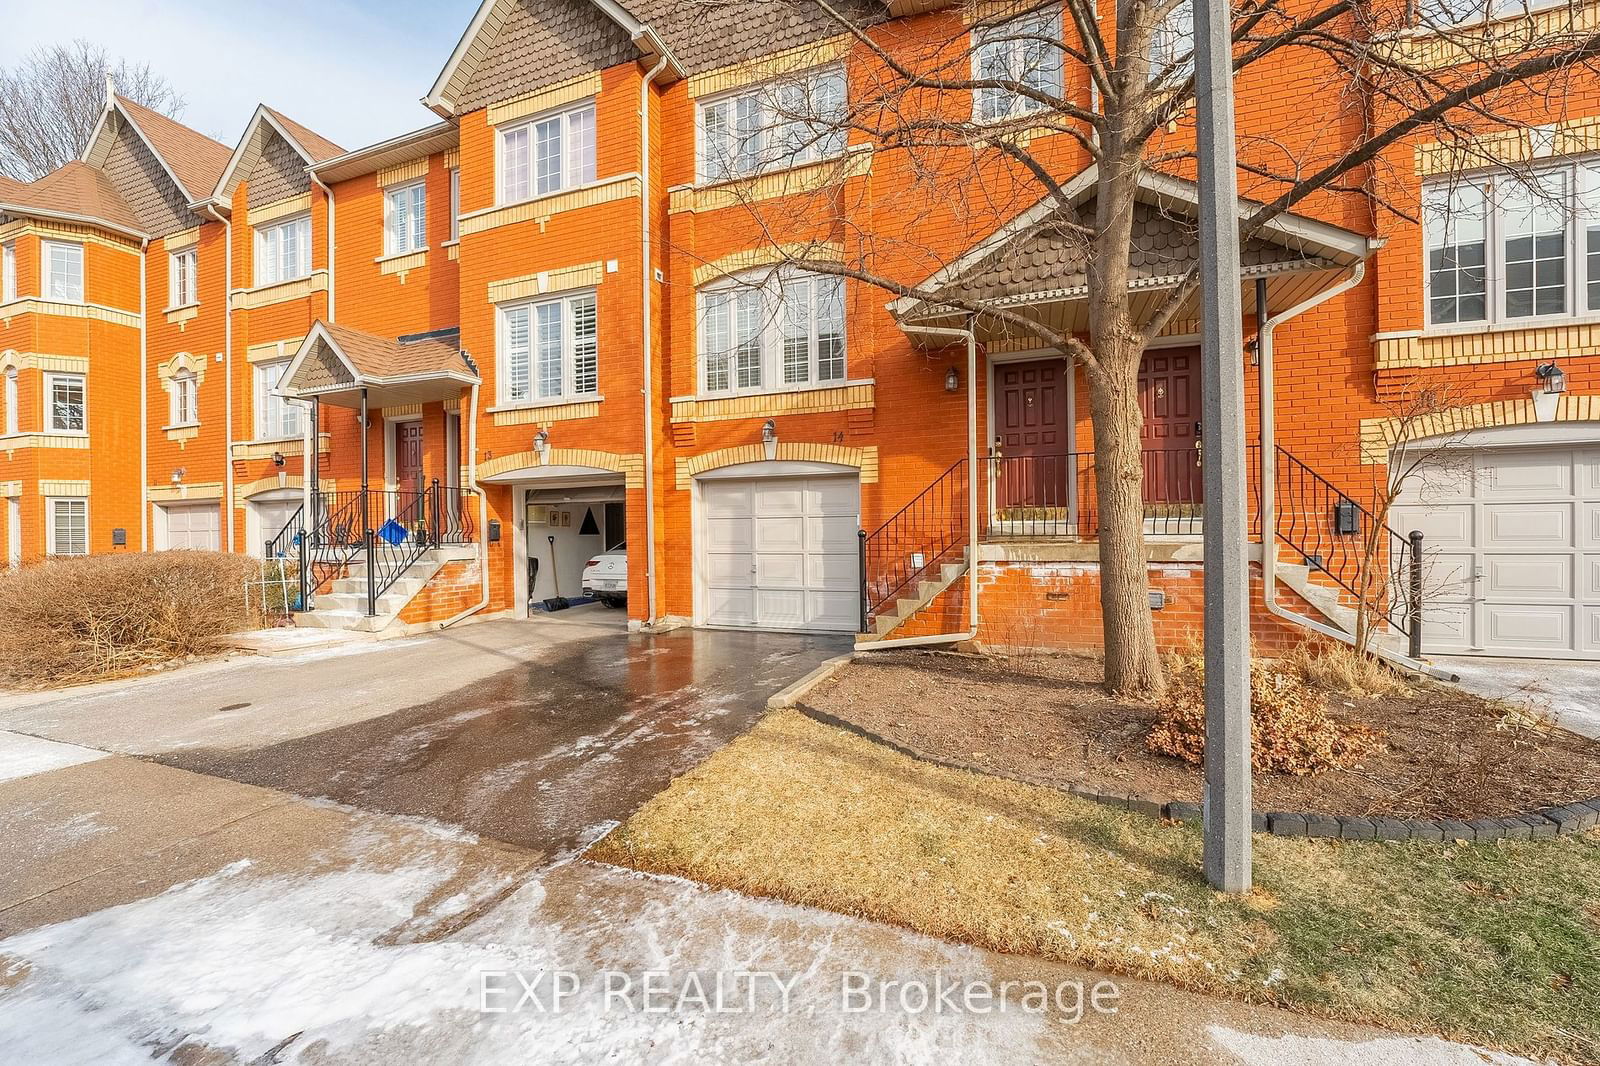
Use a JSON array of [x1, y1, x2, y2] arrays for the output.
[[384, 180, 427, 256], [698, 270, 847, 396], [254, 215, 311, 286], [254, 361, 301, 439], [972, 11, 1063, 122], [698, 66, 847, 182], [43, 241, 84, 303], [497, 290, 599, 405], [498, 102, 596, 204]]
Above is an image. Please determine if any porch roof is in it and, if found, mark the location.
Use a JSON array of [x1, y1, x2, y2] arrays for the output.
[[280, 320, 478, 409], [891, 168, 1380, 346]]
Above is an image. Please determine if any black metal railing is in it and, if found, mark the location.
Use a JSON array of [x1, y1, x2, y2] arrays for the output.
[[861, 458, 970, 627], [985, 446, 1204, 538]]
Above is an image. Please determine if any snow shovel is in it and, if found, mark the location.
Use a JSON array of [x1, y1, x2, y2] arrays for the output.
[[541, 535, 571, 612]]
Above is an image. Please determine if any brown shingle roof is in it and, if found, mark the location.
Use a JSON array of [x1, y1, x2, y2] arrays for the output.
[[114, 96, 232, 201], [628, 0, 884, 76], [2, 162, 142, 235], [321, 322, 475, 381], [264, 108, 345, 163]]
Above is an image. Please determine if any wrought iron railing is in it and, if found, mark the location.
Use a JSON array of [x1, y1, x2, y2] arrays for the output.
[[860, 458, 970, 626], [985, 446, 1204, 538]]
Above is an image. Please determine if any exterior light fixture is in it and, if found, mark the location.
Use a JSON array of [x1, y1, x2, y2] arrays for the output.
[[170, 467, 185, 485], [533, 428, 551, 464], [945, 366, 959, 392], [1532, 361, 1567, 422], [761, 418, 778, 461], [271, 451, 286, 468]]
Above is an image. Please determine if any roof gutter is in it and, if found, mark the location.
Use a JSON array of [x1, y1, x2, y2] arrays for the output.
[[138, 236, 149, 551], [199, 201, 236, 550], [639, 52, 670, 626], [0, 203, 146, 244]]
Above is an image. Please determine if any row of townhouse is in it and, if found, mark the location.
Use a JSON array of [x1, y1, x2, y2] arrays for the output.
[[2, 0, 1598, 659]]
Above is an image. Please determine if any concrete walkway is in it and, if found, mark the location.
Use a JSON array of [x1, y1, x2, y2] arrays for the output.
[[1442, 655, 1600, 739]]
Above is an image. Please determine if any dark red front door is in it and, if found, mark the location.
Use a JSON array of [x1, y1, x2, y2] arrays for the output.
[[1137, 349, 1202, 506], [396, 422, 424, 494], [995, 358, 1070, 511]]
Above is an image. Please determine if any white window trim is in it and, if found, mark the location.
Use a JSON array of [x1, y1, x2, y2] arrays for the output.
[[1422, 158, 1600, 333], [253, 213, 313, 288], [496, 99, 597, 207], [696, 269, 848, 399], [1, 242, 15, 303], [447, 169, 461, 244], [44, 371, 86, 435], [970, 9, 1065, 124], [46, 497, 89, 557], [253, 359, 303, 442], [3, 368, 17, 435], [167, 247, 198, 310], [695, 65, 849, 185], [168, 372, 199, 428], [1411, 0, 1566, 31], [495, 289, 600, 408], [383, 179, 428, 257], [41, 240, 85, 304]]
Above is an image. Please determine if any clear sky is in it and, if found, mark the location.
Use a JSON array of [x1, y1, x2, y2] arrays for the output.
[[3, 0, 485, 153]]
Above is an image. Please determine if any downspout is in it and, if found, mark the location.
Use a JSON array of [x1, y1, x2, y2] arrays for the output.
[[138, 238, 148, 551], [309, 172, 336, 322], [860, 320, 980, 650], [200, 202, 235, 550], [639, 53, 670, 626], [440, 380, 489, 628]]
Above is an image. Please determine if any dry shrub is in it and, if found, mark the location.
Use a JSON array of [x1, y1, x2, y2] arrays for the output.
[[1146, 655, 1388, 775], [0, 551, 261, 688], [1285, 641, 1409, 699]]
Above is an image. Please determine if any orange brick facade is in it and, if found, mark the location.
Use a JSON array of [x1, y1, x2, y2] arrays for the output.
[[4, 0, 1597, 649]]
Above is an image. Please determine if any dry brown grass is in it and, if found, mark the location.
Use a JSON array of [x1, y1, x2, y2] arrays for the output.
[[1284, 641, 1410, 699], [0, 551, 262, 688]]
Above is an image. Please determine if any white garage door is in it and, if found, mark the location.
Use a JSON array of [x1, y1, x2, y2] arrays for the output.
[[699, 475, 860, 632], [252, 495, 301, 556], [1391, 442, 1600, 659], [162, 503, 221, 551]]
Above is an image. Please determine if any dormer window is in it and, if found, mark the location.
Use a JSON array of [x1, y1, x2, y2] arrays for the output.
[[254, 214, 311, 286], [498, 102, 596, 204]]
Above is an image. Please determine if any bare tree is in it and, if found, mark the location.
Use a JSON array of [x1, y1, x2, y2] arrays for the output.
[[690, 0, 1600, 695], [0, 40, 185, 182]]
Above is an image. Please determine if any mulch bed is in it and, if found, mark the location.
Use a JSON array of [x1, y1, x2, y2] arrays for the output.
[[804, 650, 1600, 821]]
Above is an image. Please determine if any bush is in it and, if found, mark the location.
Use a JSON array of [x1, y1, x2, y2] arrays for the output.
[[0, 551, 262, 688], [1146, 655, 1388, 775]]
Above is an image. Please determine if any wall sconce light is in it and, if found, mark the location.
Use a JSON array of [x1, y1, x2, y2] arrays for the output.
[[761, 418, 778, 461], [533, 428, 551, 464], [271, 451, 286, 468], [170, 467, 185, 485], [1532, 361, 1567, 422], [945, 366, 959, 393]]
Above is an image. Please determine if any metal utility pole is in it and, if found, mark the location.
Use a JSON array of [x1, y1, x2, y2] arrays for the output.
[[1194, 0, 1253, 892]]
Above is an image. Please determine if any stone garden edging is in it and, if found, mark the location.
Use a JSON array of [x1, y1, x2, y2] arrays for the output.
[[793, 701, 1600, 843]]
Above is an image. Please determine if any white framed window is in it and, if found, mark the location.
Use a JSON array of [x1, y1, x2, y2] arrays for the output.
[[698, 66, 848, 183], [169, 372, 197, 427], [1, 242, 14, 302], [3, 367, 16, 434], [1149, 0, 1195, 81], [384, 180, 427, 256], [449, 169, 461, 242], [697, 269, 847, 396], [1414, 0, 1565, 28], [168, 247, 197, 308], [253, 360, 302, 440], [497, 290, 598, 405], [498, 102, 596, 204], [972, 10, 1064, 122], [1422, 160, 1600, 328], [45, 372, 85, 433], [254, 214, 311, 286], [42, 240, 84, 303], [47, 497, 88, 556]]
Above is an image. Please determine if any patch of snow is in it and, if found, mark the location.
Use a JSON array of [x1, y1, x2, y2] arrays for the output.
[[1208, 1025, 1543, 1065], [0, 731, 108, 783]]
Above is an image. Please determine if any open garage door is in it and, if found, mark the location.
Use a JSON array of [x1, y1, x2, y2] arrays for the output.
[[698, 473, 860, 633]]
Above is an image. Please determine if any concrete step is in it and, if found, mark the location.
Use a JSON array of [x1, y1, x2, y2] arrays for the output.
[[330, 575, 429, 598], [314, 591, 413, 616], [292, 609, 389, 633]]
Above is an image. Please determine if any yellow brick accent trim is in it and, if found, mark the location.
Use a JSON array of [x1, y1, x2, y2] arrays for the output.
[[670, 146, 873, 214], [165, 426, 200, 445], [0, 299, 140, 329], [446, 243, 460, 262], [675, 442, 878, 489], [0, 351, 90, 374], [234, 474, 336, 505], [1374, 322, 1600, 370], [489, 400, 601, 426], [459, 175, 641, 238], [692, 242, 844, 287], [478, 447, 644, 488], [0, 481, 19, 497], [1358, 394, 1600, 462], [2, 434, 90, 457], [1411, 117, 1600, 176], [230, 271, 328, 311], [376, 158, 429, 188], [444, 149, 460, 170], [687, 36, 851, 98], [1379, 2, 1600, 71], [230, 434, 331, 461], [383, 403, 423, 418], [671, 382, 874, 424], [962, 0, 1049, 22], [165, 305, 199, 328], [246, 337, 305, 364], [164, 227, 200, 251], [0, 219, 142, 252], [377, 250, 427, 279], [488, 72, 602, 126], [41, 480, 90, 495], [246, 193, 313, 228], [148, 481, 223, 502], [487, 261, 603, 303], [443, 396, 461, 411]]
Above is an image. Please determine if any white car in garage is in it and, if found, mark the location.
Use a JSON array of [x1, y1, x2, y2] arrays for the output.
[[583, 547, 627, 608]]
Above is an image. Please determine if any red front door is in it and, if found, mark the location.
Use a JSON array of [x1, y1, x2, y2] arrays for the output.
[[1137, 349, 1202, 507], [994, 358, 1071, 512], [396, 422, 424, 494]]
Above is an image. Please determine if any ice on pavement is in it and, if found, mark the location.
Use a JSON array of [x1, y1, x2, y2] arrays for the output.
[[0, 731, 107, 783]]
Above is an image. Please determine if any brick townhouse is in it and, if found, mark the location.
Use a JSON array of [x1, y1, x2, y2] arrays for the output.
[[1, 0, 1597, 660]]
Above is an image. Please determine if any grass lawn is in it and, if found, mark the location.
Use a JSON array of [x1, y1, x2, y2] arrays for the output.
[[590, 710, 1600, 1065]]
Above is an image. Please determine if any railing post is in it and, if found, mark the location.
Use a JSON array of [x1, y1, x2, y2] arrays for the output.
[[365, 529, 377, 617], [298, 532, 309, 612], [858, 528, 869, 634], [1407, 529, 1424, 660], [430, 478, 441, 549]]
